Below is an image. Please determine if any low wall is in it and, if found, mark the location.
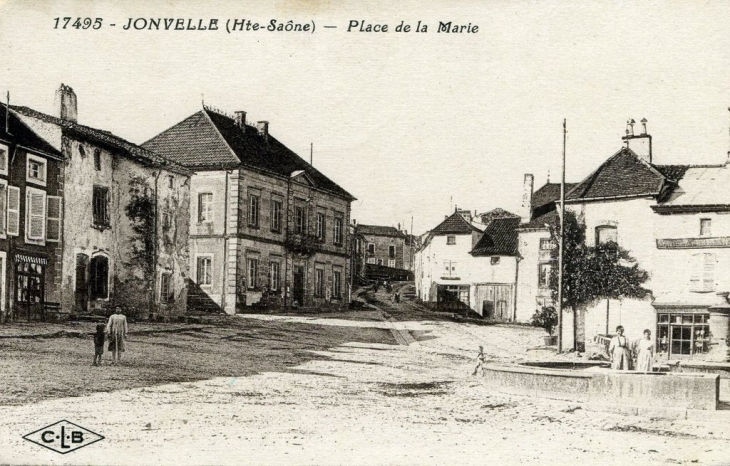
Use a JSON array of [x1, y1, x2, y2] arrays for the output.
[[483, 363, 719, 411]]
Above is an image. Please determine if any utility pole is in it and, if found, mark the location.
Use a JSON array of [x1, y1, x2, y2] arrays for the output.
[[557, 119, 566, 353], [310, 142, 313, 165]]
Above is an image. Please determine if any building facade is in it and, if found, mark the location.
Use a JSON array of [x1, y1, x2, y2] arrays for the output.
[[13, 85, 191, 320], [0, 104, 64, 322], [414, 209, 519, 319], [144, 107, 355, 313]]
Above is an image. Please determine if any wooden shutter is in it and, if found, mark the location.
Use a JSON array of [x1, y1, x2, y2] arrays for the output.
[[0, 183, 6, 235], [26, 189, 46, 240], [7, 186, 20, 236], [703, 253, 715, 292], [46, 196, 62, 242]]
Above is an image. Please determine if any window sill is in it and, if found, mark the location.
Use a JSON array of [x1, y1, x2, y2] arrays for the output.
[[26, 178, 47, 188], [91, 224, 111, 232]]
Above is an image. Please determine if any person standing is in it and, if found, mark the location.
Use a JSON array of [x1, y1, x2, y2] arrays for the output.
[[608, 325, 631, 370], [635, 329, 655, 373], [92, 323, 105, 366], [472, 345, 487, 376], [106, 306, 128, 365]]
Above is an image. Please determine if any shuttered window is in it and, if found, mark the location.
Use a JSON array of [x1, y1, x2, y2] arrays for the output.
[[26, 187, 46, 242], [7, 186, 19, 236], [46, 196, 62, 242], [690, 253, 715, 292], [0, 182, 6, 236]]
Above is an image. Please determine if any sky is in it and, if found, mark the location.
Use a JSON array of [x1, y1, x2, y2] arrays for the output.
[[1, 0, 730, 234]]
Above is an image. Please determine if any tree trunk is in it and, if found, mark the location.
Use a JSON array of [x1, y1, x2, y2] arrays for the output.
[[573, 305, 578, 351]]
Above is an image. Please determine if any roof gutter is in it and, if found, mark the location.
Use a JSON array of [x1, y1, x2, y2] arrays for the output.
[[562, 193, 657, 204]]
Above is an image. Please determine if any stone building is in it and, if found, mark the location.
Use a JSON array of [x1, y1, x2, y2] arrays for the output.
[[144, 107, 356, 313], [12, 85, 192, 320], [0, 103, 64, 322]]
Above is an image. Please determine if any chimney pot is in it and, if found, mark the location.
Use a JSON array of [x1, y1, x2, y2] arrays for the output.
[[55, 84, 77, 123], [256, 120, 269, 141], [640, 118, 648, 135], [234, 111, 246, 128], [521, 174, 534, 224]]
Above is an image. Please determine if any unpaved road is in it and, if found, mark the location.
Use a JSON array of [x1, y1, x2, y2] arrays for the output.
[[1, 308, 729, 465]]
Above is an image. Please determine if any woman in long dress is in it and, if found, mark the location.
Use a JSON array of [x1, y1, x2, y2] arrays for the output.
[[608, 325, 631, 370], [635, 329, 654, 373], [106, 306, 128, 365]]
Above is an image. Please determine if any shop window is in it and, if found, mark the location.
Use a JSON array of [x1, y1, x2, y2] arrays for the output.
[[656, 312, 710, 357], [16, 262, 44, 304]]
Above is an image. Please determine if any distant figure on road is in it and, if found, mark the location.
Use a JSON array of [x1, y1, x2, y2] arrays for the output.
[[472, 345, 486, 376], [635, 329, 654, 373], [106, 306, 128, 365], [92, 323, 105, 366], [395, 291, 400, 303], [609, 325, 631, 370]]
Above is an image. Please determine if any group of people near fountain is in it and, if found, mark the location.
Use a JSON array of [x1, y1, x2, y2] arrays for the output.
[[608, 325, 655, 372]]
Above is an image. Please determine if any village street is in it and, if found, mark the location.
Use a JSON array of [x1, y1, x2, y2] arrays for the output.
[[0, 293, 729, 465]]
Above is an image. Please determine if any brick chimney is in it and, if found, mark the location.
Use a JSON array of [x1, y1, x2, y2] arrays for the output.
[[622, 117, 652, 163], [520, 174, 534, 224], [234, 111, 246, 128], [257, 121, 269, 142], [55, 84, 77, 123]]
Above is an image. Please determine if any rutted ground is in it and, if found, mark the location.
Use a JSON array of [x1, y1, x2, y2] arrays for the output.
[[0, 296, 729, 465]]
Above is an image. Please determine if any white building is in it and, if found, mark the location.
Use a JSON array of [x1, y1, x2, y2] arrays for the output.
[[415, 209, 520, 319]]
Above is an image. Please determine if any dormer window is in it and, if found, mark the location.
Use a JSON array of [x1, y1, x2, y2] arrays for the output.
[[26, 154, 47, 186], [700, 219, 711, 237]]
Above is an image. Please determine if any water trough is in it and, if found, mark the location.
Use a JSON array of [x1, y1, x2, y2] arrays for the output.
[[482, 361, 719, 414]]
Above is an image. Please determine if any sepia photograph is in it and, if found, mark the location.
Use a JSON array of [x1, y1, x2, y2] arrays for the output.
[[0, 0, 729, 464]]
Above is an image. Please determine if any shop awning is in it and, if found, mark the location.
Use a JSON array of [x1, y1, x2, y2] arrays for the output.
[[15, 254, 48, 265]]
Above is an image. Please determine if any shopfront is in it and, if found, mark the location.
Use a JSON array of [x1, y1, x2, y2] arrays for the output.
[[655, 309, 710, 358]]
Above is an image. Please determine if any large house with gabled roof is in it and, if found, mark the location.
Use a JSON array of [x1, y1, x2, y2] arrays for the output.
[[414, 208, 521, 319], [551, 121, 730, 361], [10, 84, 192, 321], [144, 106, 356, 313]]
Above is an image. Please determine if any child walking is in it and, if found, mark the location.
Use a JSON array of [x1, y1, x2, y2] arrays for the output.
[[472, 345, 486, 376], [93, 323, 105, 366]]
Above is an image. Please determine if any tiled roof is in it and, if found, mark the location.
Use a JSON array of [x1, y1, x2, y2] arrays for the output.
[[479, 208, 518, 223], [471, 217, 521, 256], [357, 224, 404, 237], [11, 106, 190, 174], [0, 104, 61, 158], [652, 165, 730, 209], [519, 182, 578, 230], [144, 109, 355, 201], [566, 148, 665, 201], [431, 211, 480, 235]]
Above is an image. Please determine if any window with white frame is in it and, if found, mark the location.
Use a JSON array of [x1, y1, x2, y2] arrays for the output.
[[388, 259, 396, 267], [26, 154, 47, 186], [198, 193, 213, 223], [248, 193, 260, 228], [333, 269, 342, 298], [539, 238, 555, 250], [316, 212, 326, 240], [367, 258, 376, 264], [196, 256, 212, 286], [595, 225, 618, 245], [269, 261, 280, 291], [538, 263, 552, 289], [25, 186, 46, 244], [0, 143, 8, 176], [295, 206, 306, 234], [334, 216, 343, 245], [315, 268, 325, 297], [160, 273, 173, 303], [247, 257, 259, 289], [271, 199, 282, 233], [700, 218, 712, 237]]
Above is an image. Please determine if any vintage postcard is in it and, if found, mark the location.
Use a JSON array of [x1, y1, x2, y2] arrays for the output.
[[0, 0, 729, 464]]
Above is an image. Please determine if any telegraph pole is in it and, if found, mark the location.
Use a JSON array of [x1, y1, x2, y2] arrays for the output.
[[557, 119, 566, 353]]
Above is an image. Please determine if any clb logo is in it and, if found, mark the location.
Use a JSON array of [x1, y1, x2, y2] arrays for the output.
[[23, 420, 104, 454]]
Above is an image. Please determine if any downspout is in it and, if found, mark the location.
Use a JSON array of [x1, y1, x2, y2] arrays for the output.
[[221, 168, 229, 313], [152, 168, 161, 319], [284, 176, 291, 309], [513, 256, 520, 322]]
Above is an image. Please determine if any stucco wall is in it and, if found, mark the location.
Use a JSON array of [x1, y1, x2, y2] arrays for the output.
[[515, 229, 553, 323]]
